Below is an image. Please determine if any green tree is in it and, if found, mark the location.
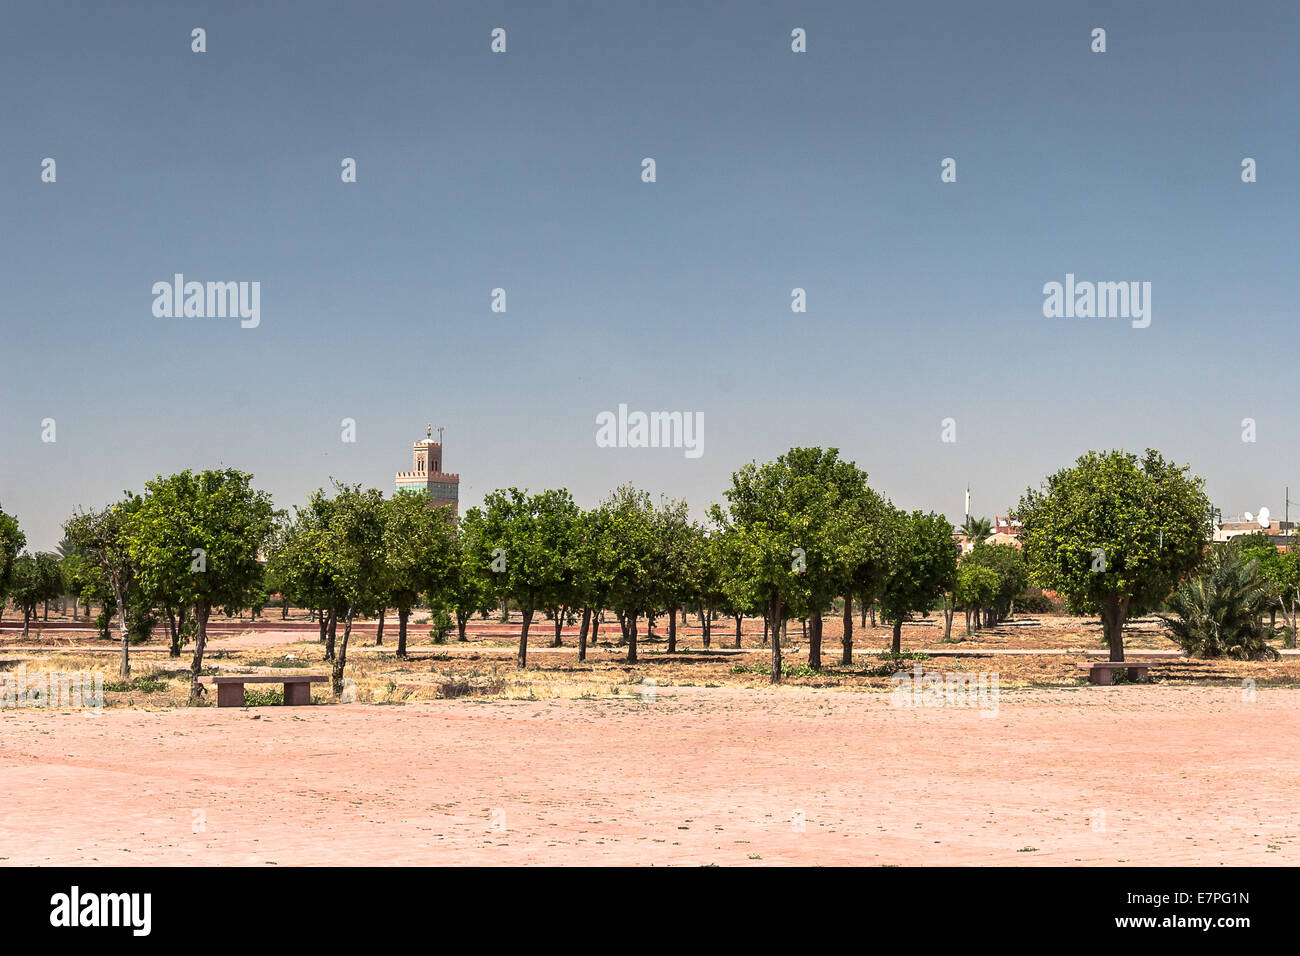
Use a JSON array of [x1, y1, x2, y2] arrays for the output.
[[654, 497, 693, 654], [64, 496, 141, 677], [9, 552, 62, 639], [128, 469, 277, 704], [954, 563, 1000, 634], [715, 447, 873, 681], [446, 510, 494, 643], [0, 502, 26, 623], [568, 507, 605, 661], [476, 488, 582, 667], [1017, 449, 1212, 662], [383, 490, 457, 657], [590, 485, 659, 664], [268, 492, 349, 657], [324, 484, 389, 694], [963, 542, 1029, 624], [711, 522, 762, 649], [879, 509, 959, 653]]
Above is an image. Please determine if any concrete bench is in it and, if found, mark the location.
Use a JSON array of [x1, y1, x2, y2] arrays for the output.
[[1079, 661, 1151, 685], [198, 674, 328, 707]]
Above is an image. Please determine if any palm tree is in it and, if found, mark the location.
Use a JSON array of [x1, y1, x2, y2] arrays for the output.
[[1159, 541, 1279, 660], [962, 516, 993, 548]]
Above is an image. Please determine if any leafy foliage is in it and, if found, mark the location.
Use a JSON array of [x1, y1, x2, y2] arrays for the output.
[[1017, 449, 1211, 661], [1159, 541, 1280, 660]]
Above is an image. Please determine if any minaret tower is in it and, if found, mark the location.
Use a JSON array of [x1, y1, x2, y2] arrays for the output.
[[394, 423, 460, 515]]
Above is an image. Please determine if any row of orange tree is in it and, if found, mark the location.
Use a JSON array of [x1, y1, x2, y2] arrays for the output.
[[0, 446, 1249, 698]]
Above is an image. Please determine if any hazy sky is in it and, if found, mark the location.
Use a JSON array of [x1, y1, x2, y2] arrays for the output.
[[2, 1, 1297, 551]]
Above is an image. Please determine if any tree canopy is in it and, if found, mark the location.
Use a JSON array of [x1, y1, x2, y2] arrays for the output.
[[1017, 449, 1211, 661]]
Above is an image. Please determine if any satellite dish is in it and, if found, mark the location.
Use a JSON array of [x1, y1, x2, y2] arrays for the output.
[[1258, 507, 1271, 528], [1244, 512, 1254, 523]]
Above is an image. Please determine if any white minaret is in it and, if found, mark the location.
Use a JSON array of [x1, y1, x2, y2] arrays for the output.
[[965, 486, 971, 522]]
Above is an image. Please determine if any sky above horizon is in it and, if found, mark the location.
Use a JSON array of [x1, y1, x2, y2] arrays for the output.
[[2, 1, 1297, 551]]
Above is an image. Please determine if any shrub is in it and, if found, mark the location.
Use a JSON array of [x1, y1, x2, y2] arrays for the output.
[[428, 607, 454, 644], [1016, 592, 1056, 614], [1159, 541, 1280, 660], [244, 687, 284, 706]]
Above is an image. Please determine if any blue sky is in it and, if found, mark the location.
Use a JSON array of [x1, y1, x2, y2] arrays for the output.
[[1, 0, 1297, 550]]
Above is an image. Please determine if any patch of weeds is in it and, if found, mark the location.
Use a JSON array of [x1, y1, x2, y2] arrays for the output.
[[244, 656, 311, 669], [244, 687, 284, 706], [102, 674, 170, 694]]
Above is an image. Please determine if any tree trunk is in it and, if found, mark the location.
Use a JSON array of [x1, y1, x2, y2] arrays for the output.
[[318, 610, 327, 644], [734, 614, 743, 648], [578, 606, 591, 662], [667, 605, 677, 654], [22, 607, 30, 639], [870, 604, 876, 627], [165, 608, 178, 659], [808, 609, 823, 669], [518, 607, 533, 667], [111, 580, 130, 679], [625, 613, 640, 664], [891, 618, 902, 654], [943, 594, 954, 642], [281, 600, 289, 620], [762, 617, 769, 646], [375, 607, 385, 646], [188, 601, 211, 704], [325, 608, 337, 661], [769, 596, 783, 683], [591, 610, 601, 646], [457, 610, 468, 641], [397, 606, 410, 658], [552, 607, 564, 647], [841, 592, 853, 665], [1101, 596, 1129, 662], [332, 605, 354, 695]]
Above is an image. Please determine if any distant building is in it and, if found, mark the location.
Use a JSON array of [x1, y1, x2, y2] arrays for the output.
[[984, 531, 1023, 550], [1214, 518, 1294, 549], [394, 425, 459, 515], [953, 515, 1023, 554]]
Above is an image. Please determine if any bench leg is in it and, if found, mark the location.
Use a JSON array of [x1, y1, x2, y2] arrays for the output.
[[216, 682, 245, 707], [283, 682, 311, 706], [1091, 667, 1112, 686], [1130, 666, 1149, 682]]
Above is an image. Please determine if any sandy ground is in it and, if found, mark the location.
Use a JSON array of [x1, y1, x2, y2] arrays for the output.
[[3, 683, 1298, 866]]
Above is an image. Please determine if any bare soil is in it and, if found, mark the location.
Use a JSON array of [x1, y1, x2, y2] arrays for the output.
[[2, 683, 1298, 866]]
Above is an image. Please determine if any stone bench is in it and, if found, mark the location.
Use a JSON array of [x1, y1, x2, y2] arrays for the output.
[[198, 674, 328, 707], [1079, 661, 1151, 685]]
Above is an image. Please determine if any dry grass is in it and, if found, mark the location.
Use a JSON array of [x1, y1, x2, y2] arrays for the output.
[[6, 631, 1300, 710]]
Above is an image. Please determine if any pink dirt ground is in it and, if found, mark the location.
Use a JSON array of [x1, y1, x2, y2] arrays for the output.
[[2, 684, 1298, 866]]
